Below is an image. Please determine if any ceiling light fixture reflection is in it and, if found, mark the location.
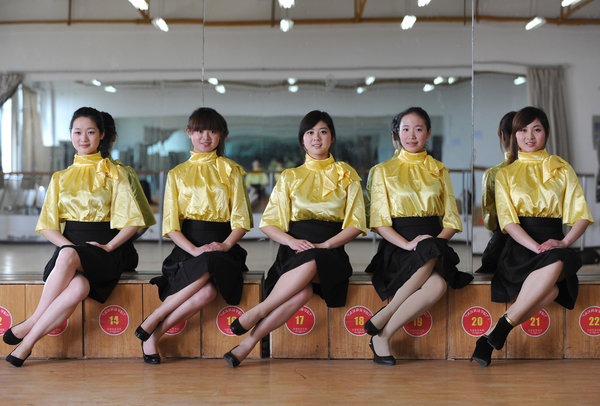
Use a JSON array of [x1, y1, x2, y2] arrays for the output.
[[215, 84, 226, 94], [365, 76, 376, 86], [447, 76, 457, 84], [418, 0, 432, 6], [280, 18, 294, 32], [104, 85, 117, 93], [91, 79, 102, 87], [128, 0, 149, 11], [525, 17, 546, 31], [208, 78, 219, 85], [278, 0, 295, 8], [423, 84, 435, 92], [401, 15, 417, 30], [561, 0, 582, 7], [288, 85, 299, 93], [287, 78, 297, 85], [356, 87, 365, 94], [152, 17, 169, 32], [513, 76, 527, 86], [433, 76, 444, 85]]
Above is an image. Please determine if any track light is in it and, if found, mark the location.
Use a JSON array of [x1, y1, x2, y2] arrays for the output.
[[401, 15, 417, 30], [128, 0, 149, 11], [278, 0, 295, 8], [525, 17, 546, 31], [91, 79, 102, 87], [418, 0, 431, 6], [208, 78, 219, 85], [152, 17, 169, 32], [423, 84, 435, 92], [447, 77, 457, 84], [215, 84, 226, 94], [104, 85, 117, 93], [288, 85, 299, 93], [513, 76, 527, 86], [280, 18, 294, 32], [288, 78, 297, 85], [365, 76, 376, 86], [356, 87, 365, 94], [433, 76, 444, 85]]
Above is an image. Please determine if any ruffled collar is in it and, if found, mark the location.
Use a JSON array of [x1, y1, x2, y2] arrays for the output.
[[517, 149, 567, 183], [304, 153, 335, 171], [396, 148, 427, 164], [396, 148, 445, 177], [189, 150, 218, 164], [517, 149, 549, 162], [73, 152, 104, 166]]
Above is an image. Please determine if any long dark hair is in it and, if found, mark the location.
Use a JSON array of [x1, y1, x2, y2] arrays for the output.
[[101, 111, 117, 158], [498, 111, 516, 153], [69, 107, 108, 156], [508, 106, 550, 164], [186, 107, 229, 156]]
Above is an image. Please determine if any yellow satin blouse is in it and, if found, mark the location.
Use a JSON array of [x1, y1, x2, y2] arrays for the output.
[[113, 159, 156, 228], [259, 154, 366, 235], [36, 152, 145, 233], [162, 151, 252, 236], [495, 149, 593, 231], [481, 153, 509, 230], [367, 149, 462, 231]]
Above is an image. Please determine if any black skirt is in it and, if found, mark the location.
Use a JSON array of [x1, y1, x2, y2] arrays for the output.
[[264, 220, 352, 308], [492, 217, 581, 309], [43, 221, 133, 303], [475, 228, 508, 274], [365, 217, 473, 301], [151, 220, 248, 304]]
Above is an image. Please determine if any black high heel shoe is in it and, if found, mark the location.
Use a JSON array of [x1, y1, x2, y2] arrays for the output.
[[368, 337, 395, 366], [6, 348, 31, 368], [224, 346, 241, 368], [470, 335, 493, 367], [229, 318, 250, 336], [141, 342, 160, 365], [364, 306, 386, 336], [3, 322, 24, 345], [135, 318, 157, 342]]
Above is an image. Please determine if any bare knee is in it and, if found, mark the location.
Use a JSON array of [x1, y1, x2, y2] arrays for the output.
[[292, 285, 313, 306], [55, 248, 81, 271], [188, 283, 217, 308], [428, 273, 447, 298], [67, 275, 90, 302]]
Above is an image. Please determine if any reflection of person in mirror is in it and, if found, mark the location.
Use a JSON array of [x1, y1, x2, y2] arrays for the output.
[[223, 110, 366, 368], [4, 107, 146, 367], [101, 112, 156, 269], [136, 107, 252, 365], [475, 111, 516, 274], [363, 107, 473, 366], [268, 157, 285, 184], [245, 159, 269, 212], [471, 106, 593, 367]]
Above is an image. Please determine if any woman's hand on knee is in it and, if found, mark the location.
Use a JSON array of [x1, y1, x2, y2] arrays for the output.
[[86, 241, 112, 252]]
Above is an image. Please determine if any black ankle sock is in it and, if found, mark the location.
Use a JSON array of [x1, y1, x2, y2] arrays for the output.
[[487, 315, 514, 350], [471, 335, 494, 367]]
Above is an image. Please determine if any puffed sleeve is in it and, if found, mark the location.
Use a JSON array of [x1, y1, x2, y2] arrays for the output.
[[495, 168, 519, 232], [162, 170, 181, 236], [260, 170, 292, 232], [481, 167, 498, 230], [440, 167, 462, 232], [109, 166, 146, 229], [562, 164, 594, 226], [367, 165, 392, 229], [35, 172, 61, 233], [229, 165, 253, 231], [123, 166, 156, 228], [342, 178, 367, 235]]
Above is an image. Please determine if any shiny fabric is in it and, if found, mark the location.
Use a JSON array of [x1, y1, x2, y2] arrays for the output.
[[259, 154, 366, 234], [36, 152, 145, 233], [367, 149, 462, 231], [162, 151, 252, 236], [495, 149, 593, 231], [113, 159, 156, 228], [481, 153, 509, 230]]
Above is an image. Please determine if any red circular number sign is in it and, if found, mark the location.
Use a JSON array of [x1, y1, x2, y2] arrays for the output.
[[48, 320, 68, 337], [0, 306, 13, 336], [579, 306, 600, 337], [99, 305, 129, 336], [521, 308, 550, 337], [461, 306, 493, 337], [403, 311, 433, 337], [286, 305, 316, 336], [217, 306, 244, 336], [344, 306, 372, 336], [165, 320, 186, 336]]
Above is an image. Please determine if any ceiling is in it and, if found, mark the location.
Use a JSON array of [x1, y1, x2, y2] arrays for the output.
[[0, 0, 598, 27]]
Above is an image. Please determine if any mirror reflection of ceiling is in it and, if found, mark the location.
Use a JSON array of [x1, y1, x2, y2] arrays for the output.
[[1, 0, 598, 27]]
